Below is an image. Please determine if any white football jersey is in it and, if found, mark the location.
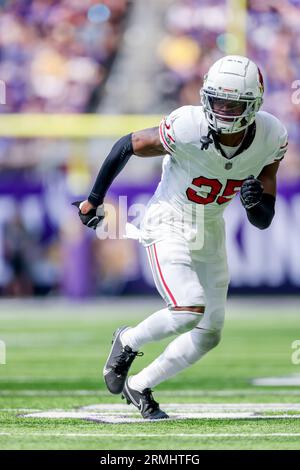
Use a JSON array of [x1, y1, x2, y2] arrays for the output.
[[138, 105, 288, 260]]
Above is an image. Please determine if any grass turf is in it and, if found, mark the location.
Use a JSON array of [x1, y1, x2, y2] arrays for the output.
[[0, 299, 300, 450]]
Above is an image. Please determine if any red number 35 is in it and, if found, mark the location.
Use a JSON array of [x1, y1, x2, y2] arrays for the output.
[[186, 176, 244, 205]]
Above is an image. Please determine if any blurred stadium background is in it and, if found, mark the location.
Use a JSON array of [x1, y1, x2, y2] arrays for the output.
[[0, 0, 299, 298], [1, 0, 300, 451]]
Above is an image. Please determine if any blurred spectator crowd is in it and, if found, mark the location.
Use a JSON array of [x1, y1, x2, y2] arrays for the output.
[[157, 0, 300, 180], [0, 0, 130, 112]]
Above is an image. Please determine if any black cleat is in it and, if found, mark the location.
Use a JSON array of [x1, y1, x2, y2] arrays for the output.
[[122, 378, 169, 420], [103, 326, 143, 394]]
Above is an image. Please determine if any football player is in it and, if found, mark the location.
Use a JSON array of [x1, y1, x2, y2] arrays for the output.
[[73, 55, 288, 420]]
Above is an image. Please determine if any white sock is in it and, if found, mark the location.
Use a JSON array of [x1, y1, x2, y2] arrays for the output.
[[129, 327, 221, 392], [120, 308, 201, 352]]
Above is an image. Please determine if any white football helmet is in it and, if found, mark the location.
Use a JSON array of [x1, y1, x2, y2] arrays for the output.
[[200, 55, 264, 134]]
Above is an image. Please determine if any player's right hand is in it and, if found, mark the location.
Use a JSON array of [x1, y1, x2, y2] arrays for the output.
[[72, 200, 105, 230]]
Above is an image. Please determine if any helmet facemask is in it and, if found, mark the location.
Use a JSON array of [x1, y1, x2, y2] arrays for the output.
[[201, 89, 263, 134]]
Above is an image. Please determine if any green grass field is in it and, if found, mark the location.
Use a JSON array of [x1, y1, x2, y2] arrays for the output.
[[0, 298, 300, 450]]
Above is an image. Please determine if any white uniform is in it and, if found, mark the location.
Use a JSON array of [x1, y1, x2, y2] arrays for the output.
[[135, 106, 287, 330]]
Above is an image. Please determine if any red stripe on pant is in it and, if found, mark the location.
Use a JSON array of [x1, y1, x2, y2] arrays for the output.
[[147, 245, 175, 307], [146, 246, 167, 302], [151, 243, 177, 307]]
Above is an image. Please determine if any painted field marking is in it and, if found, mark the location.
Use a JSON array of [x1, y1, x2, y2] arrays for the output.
[[21, 403, 300, 423], [81, 403, 300, 411], [0, 390, 103, 396], [3, 389, 300, 397], [0, 408, 41, 412], [1, 432, 300, 438], [252, 375, 300, 386]]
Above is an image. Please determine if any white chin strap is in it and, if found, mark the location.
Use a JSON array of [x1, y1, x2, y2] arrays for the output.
[[206, 109, 253, 134], [214, 118, 245, 134]]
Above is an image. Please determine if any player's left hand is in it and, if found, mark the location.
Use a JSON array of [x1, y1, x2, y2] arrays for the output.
[[240, 175, 264, 210], [72, 200, 105, 229]]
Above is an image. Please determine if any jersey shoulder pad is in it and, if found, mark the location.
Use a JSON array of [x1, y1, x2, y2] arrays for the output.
[[159, 105, 200, 153], [258, 111, 288, 164]]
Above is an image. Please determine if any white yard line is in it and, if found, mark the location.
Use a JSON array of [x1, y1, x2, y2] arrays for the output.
[[2, 389, 300, 396], [1, 432, 300, 438], [252, 376, 300, 386], [0, 390, 102, 396], [81, 403, 300, 411], [0, 408, 41, 412]]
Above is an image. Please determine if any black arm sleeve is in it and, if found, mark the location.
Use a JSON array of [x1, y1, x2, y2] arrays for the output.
[[88, 133, 133, 206], [246, 193, 275, 230]]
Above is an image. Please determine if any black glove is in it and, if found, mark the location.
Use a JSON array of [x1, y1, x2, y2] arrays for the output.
[[72, 201, 105, 230], [240, 175, 264, 210]]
